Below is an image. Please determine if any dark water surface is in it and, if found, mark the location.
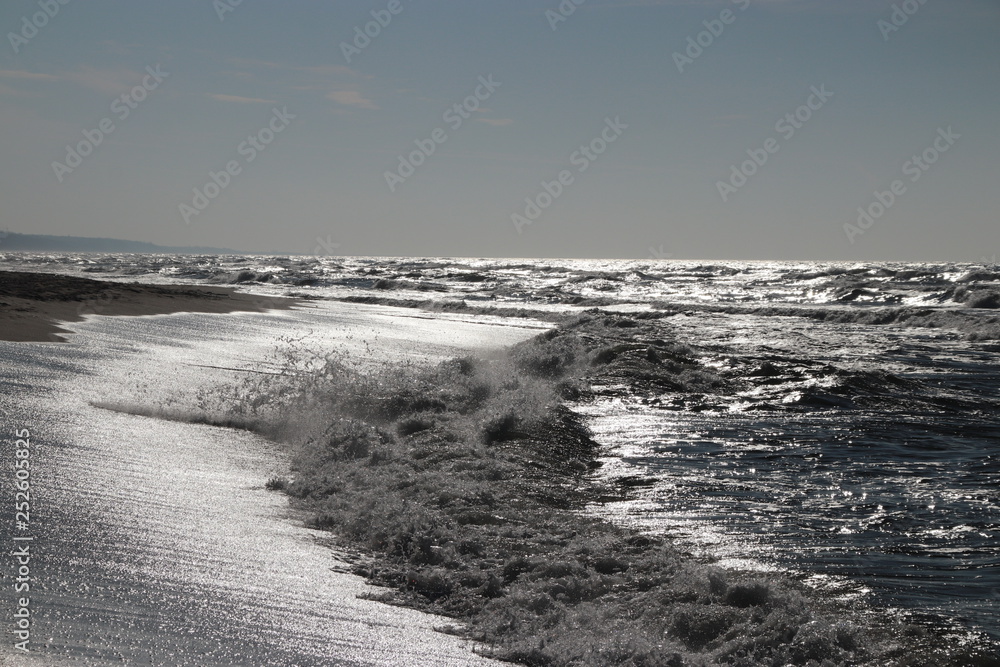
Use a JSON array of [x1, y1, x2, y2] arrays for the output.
[[582, 309, 1000, 647]]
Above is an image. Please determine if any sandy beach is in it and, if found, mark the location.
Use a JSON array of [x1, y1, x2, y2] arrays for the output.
[[0, 270, 297, 342], [0, 298, 525, 665]]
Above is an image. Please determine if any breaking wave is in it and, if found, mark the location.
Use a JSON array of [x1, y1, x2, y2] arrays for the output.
[[148, 313, 994, 666]]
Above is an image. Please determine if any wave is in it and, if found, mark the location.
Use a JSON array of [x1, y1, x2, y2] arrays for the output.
[[5, 255, 999, 318], [139, 312, 991, 666], [652, 301, 1000, 341]]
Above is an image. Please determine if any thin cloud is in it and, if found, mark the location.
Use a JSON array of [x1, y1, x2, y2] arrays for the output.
[[98, 40, 143, 56], [64, 65, 142, 95], [226, 57, 364, 79], [477, 118, 514, 126], [590, 0, 840, 11], [0, 70, 59, 81], [0, 67, 136, 97], [0, 82, 26, 97], [209, 93, 277, 104], [222, 58, 369, 103], [301, 64, 364, 78], [327, 90, 378, 110]]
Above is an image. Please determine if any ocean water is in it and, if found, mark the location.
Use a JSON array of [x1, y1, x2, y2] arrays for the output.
[[2, 252, 998, 662]]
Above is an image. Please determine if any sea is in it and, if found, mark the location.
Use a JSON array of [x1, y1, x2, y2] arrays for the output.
[[1, 252, 998, 665]]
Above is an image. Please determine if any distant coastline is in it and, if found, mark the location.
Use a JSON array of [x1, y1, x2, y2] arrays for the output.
[[0, 232, 245, 255]]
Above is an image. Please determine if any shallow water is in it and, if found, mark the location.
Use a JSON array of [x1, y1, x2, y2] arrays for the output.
[[582, 310, 1000, 646], [1, 302, 540, 665]]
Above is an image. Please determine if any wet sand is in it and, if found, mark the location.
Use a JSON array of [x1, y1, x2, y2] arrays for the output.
[[0, 270, 297, 342]]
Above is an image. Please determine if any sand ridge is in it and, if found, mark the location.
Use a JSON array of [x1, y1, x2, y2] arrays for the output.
[[0, 270, 298, 342]]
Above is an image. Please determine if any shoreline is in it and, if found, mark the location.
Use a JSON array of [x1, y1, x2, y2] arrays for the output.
[[236, 312, 993, 666], [0, 270, 298, 342], [6, 264, 995, 664], [0, 305, 506, 665]]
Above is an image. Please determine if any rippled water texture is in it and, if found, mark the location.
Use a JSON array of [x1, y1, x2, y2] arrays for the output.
[[582, 310, 1000, 644]]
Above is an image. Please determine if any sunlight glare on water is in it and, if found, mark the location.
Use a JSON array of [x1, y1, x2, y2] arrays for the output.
[[0, 301, 541, 666]]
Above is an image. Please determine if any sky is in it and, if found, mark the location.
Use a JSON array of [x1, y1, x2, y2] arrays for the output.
[[0, 0, 997, 261]]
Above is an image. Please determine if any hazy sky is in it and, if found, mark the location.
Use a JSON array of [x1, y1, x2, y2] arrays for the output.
[[1, 0, 997, 260]]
